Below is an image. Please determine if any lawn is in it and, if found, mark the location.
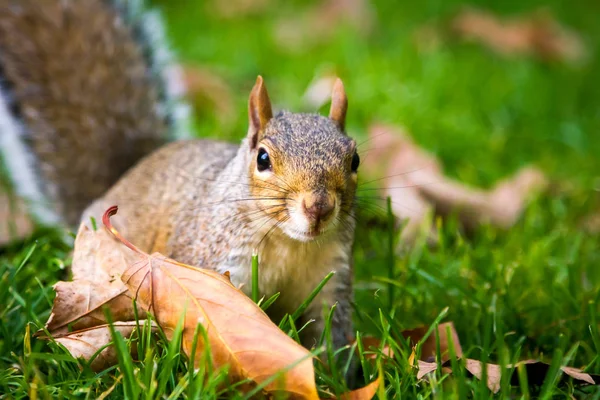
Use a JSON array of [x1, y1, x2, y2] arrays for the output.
[[1, 0, 600, 398]]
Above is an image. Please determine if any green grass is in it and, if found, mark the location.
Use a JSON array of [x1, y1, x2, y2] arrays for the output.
[[2, 0, 600, 397]]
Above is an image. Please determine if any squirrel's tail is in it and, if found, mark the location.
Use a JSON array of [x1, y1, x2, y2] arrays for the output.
[[0, 0, 190, 226]]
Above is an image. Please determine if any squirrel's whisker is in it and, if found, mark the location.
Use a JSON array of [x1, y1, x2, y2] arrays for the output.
[[357, 167, 431, 187], [209, 204, 287, 228], [353, 196, 422, 217], [257, 214, 290, 251], [355, 131, 388, 148], [184, 174, 290, 195], [355, 181, 440, 192], [186, 197, 292, 212], [232, 204, 288, 225]]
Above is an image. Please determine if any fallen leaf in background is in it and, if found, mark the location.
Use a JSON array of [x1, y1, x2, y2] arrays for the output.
[[274, 0, 373, 52], [0, 191, 34, 246], [41, 224, 145, 336], [181, 65, 235, 127], [360, 322, 461, 362], [402, 322, 463, 362], [451, 7, 587, 64], [462, 359, 503, 393], [103, 207, 319, 399], [361, 323, 599, 392], [416, 357, 600, 393], [304, 75, 338, 110], [50, 322, 154, 372], [361, 124, 548, 246], [416, 360, 439, 380]]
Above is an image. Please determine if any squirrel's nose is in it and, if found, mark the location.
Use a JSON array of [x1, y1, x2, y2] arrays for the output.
[[302, 192, 335, 223]]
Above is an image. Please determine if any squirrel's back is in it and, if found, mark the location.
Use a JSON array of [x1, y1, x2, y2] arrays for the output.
[[0, 0, 189, 226]]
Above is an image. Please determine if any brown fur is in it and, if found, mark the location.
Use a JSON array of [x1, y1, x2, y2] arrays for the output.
[[83, 108, 358, 355], [1, 1, 358, 366]]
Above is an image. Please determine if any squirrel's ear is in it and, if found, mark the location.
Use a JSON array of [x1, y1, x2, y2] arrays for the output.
[[248, 76, 273, 149], [329, 78, 348, 132]]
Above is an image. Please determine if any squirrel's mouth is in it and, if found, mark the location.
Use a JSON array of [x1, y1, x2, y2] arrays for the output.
[[304, 230, 321, 239], [280, 200, 339, 242], [290, 229, 324, 242], [285, 222, 335, 242]]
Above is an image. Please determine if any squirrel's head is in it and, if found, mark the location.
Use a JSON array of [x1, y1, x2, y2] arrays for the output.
[[244, 76, 358, 242]]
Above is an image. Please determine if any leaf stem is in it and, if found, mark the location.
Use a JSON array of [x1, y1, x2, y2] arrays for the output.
[[102, 205, 142, 254]]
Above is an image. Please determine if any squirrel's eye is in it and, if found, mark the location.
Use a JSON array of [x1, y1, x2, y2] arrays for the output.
[[351, 152, 360, 173], [257, 148, 271, 172]]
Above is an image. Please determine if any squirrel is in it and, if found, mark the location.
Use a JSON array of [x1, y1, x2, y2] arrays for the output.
[[0, 0, 358, 354]]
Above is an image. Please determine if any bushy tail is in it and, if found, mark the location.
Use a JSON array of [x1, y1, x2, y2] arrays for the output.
[[0, 0, 190, 226]]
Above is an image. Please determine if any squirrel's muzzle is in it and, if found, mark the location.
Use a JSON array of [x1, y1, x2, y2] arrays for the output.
[[301, 191, 336, 226]]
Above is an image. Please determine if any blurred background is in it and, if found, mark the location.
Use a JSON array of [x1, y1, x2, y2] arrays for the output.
[[152, 0, 600, 359], [156, 0, 599, 186], [2, 0, 600, 378]]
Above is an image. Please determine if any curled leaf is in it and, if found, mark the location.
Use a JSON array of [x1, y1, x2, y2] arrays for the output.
[[43, 220, 145, 336]]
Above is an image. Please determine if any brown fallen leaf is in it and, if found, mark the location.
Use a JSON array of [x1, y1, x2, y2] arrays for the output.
[[304, 75, 339, 110], [360, 322, 462, 363], [358, 322, 598, 392], [416, 360, 439, 380], [274, 0, 374, 52], [339, 375, 381, 400], [362, 124, 547, 246], [50, 322, 149, 372], [103, 206, 318, 399], [417, 358, 600, 393], [451, 7, 587, 64], [463, 358, 503, 393], [359, 336, 393, 360], [42, 223, 145, 336], [402, 322, 463, 362]]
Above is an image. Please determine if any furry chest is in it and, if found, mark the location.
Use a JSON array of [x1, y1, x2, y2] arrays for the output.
[[221, 238, 346, 313]]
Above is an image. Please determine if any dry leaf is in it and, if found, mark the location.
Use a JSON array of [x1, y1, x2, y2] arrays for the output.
[[463, 359, 503, 393], [451, 7, 586, 64], [416, 360, 438, 380], [102, 207, 318, 399], [51, 322, 146, 372], [362, 124, 547, 245], [359, 321, 462, 363], [358, 321, 598, 392], [274, 0, 373, 52], [339, 375, 381, 400], [42, 223, 145, 335], [402, 322, 463, 362], [304, 75, 338, 110], [509, 360, 599, 388], [359, 336, 393, 360], [418, 358, 600, 393]]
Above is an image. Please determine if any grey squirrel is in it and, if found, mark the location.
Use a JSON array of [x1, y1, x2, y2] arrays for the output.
[[0, 0, 357, 353]]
